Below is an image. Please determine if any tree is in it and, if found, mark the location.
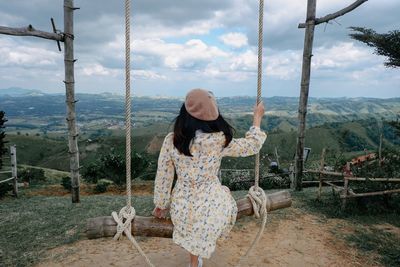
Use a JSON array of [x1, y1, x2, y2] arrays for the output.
[[0, 111, 9, 170], [350, 27, 400, 138], [349, 27, 400, 68]]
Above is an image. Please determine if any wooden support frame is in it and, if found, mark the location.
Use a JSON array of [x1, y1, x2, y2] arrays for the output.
[[0, 25, 63, 41], [0, 1, 81, 203], [294, 0, 368, 190], [86, 190, 292, 239]]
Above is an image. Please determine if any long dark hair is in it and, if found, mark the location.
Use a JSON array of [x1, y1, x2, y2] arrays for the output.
[[173, 104, 234, 156]]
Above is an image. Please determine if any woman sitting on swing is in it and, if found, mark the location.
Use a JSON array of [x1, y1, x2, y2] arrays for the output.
[[152, 88, 266, 267]]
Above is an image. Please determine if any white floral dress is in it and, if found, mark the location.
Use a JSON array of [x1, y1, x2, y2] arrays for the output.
[[154, 126, 267, 258]]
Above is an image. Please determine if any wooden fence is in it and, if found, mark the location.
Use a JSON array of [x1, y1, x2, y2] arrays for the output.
[[303, 148, 400, 209], [0, 145, 18, 197]]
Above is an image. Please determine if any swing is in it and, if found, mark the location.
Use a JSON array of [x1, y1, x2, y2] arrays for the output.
[[86, 0, 292, 266]]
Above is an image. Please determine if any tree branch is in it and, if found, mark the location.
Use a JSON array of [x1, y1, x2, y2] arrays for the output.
[[0, 25, 63, 41], [298, 0, 368, 28]]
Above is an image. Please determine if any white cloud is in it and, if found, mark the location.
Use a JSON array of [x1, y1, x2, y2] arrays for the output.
[[0, 39, 61, 67], [132, 70, 166, 80], [219, 32, 248, 48], [82, 63, 119, 77], [133, 38, 228, 69], [312, 42, 375, 70]]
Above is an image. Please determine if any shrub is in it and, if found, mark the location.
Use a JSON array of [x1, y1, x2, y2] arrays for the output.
[[82, 152, 149, 185], [61, 176, 71, 192], [19, 168, 46, 184], [94, 179, 113, 193], [82, 162, 102, 184], [0, 183, 12, 198]]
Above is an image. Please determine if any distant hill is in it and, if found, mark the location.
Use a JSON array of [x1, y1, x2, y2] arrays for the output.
[[1, 92, 399, 119], [0, 87, 45, 97]]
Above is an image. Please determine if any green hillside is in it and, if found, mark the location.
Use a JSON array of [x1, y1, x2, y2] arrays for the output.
[[4, 116, 398, 174]]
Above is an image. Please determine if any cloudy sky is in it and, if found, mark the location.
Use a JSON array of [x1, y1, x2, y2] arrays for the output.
[[0, 0, 399, 97]]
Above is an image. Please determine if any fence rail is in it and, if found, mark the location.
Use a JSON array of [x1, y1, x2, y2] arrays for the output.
[[0, 177, 15, 184]]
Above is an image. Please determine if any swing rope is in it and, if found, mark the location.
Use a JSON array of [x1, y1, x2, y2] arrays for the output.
[[111, 0, 154, 266], [237, 0, 269, 265]]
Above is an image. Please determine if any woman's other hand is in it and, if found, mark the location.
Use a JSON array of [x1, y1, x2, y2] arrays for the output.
[[152, 207, 169, 219], [253, 101, 265, 127]]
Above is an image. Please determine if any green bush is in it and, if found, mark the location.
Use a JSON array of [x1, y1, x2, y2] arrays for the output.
[[82, 162, 102, 184], [61, 176, 71, 192], [0, 183, 12, 198], [19, 168, 46, 184], [94, 179, 113, 193], [82, 152, 149, 185]]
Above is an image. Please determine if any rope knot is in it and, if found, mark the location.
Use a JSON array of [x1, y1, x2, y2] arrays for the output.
[[246, 186, 268, 219], [112, 205, 136, 240]]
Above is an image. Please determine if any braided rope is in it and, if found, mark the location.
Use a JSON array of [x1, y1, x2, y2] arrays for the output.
[[125, 0, 132, 209], [255, 0, 264, 189], [111, 1, 154, 266], [237, 1, 267, 265]]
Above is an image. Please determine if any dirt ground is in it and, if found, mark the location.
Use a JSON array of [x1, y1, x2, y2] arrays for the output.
[[36, 209, 378, 267]]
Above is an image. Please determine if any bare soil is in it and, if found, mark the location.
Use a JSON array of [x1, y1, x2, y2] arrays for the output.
[[36, 209, 379, 267]]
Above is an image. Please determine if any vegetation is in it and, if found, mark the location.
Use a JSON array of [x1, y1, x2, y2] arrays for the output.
[[94, 179, 114, 193], [349, 27, 400, 68], [61, 176, 71, 191], [82, 151, 149, 185], [19, 167, 46, 184], [0, 183, 12, 198], [293, 188, 400, 267]]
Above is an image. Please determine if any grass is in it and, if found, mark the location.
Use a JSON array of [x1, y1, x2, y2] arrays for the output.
[[0, 189, 252, 267], [292, 187, 400, 267], [0, 194, 155, 266], [346, 227, 400, 267]]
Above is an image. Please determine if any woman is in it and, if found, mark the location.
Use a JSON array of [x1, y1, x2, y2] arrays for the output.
[[152, 88, 266, 267]]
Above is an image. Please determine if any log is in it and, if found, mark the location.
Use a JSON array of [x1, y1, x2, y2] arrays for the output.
[[345, 177, 400, 182], [341, 188, 400, 198], [86, 190, 292, 239]]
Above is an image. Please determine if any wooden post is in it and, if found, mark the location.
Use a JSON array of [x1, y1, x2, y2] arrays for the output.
[[10, 145, 18, 197], [294, 0, 316, 191], [317, 148, 326, 200], [379, 133, 383, 167], [289, 163, 295, 189], [274, 147, 280, 168], [64, 0, 80, 203], [294, 0, 368, 191], [341, 162, 351, 209]]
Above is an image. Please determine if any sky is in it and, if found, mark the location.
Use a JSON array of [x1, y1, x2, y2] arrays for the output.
[[0, 0, 399, 98]]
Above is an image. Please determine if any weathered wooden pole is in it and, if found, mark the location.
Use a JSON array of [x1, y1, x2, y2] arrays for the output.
[[64, 0, 80, 203], [295, 0, 368, 191], [86, 191, 292, 239], [0, 2, 81, 203], [10, 145, 18, 197], [0, 25, 63, 41], [294, 0, 316, 191]]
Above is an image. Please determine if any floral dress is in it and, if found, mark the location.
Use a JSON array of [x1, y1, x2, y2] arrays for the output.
[[154, 126, 267, 258]]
